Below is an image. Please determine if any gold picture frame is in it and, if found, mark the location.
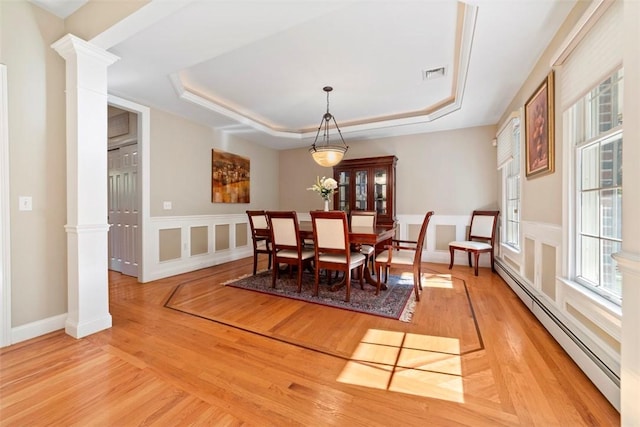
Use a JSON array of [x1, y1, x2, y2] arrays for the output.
[[524, 71, 555, 179], [211, 149, 250, 203]]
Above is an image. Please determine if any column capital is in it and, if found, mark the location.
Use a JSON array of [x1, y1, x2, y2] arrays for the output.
[[51, 34, 119, 65]]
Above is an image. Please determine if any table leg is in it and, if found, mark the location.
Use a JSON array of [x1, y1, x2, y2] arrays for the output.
[[363, 267, 387, 290]]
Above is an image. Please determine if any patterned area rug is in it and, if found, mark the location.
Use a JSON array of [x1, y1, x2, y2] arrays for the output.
[[223, 270, 416, 321]]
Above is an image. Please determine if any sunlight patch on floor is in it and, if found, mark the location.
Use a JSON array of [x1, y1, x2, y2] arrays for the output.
[[421, 273, 454, 289], [337, 329, 464, 403]]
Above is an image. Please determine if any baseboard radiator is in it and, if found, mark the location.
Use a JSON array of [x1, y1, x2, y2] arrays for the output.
[[495, 258, 621, 411]]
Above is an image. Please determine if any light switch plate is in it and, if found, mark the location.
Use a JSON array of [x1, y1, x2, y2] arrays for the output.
[[19, 196, 32, 211]]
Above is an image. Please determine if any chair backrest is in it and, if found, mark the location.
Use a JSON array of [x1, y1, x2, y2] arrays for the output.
[[246, 210, 268, 237], [468, 210, 500, 243], [350, 210, 377, 229], [266, 211, 302, 250], [310, 210, 350, 253], [414, 211, 434, 263]]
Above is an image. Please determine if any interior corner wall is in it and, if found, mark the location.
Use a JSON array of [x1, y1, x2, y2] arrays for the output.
[[148, 108, 280, 217], [279, 125, 499, 216], [0, 2, 68, 328]]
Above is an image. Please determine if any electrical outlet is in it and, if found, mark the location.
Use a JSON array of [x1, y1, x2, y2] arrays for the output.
[[19, 196, 32, 211], [163, 201, 172, 210]]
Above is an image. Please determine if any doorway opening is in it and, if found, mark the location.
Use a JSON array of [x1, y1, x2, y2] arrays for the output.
[[107, 106, 140, 278]]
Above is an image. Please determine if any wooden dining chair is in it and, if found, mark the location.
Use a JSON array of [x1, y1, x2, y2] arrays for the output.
[[349, 210, 377, 273], [448, 210, 500, 276], [266, 211, 315, 293], [375, 211, 434, 301], [310, 210, 366, 303], [246, 210, 272, 275]]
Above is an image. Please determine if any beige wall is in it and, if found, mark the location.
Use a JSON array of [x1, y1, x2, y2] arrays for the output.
[[1, 2, 68, 326], [149, 109, 280, 216], [280, 125, 499, 216], [497, 1, 592, 225]]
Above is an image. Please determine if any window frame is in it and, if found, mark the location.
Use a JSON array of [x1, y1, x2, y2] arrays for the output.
[[568, 69, 623, 305], [499, 114, 522, 252]]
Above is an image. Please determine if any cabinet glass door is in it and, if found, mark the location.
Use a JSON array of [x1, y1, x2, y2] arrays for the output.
[[373, 168, 388, 215], [354, 170, 368, 210], [337, 171, 350, 212]]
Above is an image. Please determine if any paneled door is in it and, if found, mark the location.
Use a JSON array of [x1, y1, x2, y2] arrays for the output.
[[108, 144, 139, 277]]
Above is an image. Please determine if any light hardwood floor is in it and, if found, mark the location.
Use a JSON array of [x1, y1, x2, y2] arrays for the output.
[[0, 258, 619, 426]]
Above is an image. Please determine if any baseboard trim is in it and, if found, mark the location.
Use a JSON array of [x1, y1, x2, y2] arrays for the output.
[[11, 313, 67, 345]]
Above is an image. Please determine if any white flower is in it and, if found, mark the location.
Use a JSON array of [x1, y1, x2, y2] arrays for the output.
[[308, 176, 338, 200], [322, 177, 338, 191]]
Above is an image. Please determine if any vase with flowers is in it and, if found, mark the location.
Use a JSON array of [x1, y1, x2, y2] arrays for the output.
[[308, 176, 338, 211]]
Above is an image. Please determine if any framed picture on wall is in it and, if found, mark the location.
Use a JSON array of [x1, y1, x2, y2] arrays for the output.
[[211, 149, 250, 203], [524, 71, 555, 179]]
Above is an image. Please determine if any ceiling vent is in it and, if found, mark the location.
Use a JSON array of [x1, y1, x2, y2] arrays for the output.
[[423, 67, 446, 80]]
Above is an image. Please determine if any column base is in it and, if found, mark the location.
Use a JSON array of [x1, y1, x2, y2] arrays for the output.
[[65, 313, 112, 339]]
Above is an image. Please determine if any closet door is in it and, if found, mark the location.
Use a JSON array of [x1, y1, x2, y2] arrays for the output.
[[108, 144, 139, 277]]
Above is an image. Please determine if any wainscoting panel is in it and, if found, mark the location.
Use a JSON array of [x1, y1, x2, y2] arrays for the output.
[[236, 223, 248, 247], [524, 237, 535, 284], [541, 243, 557, 300], [190, 226, 208, 256], [435, 224, 455, 251], [215, 224, 230, 251], [158, 228, 181, 262], [147, 214, 252, 282]]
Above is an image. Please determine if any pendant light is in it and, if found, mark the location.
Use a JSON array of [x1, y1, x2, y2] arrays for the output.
[[309, 86, 348, 167]]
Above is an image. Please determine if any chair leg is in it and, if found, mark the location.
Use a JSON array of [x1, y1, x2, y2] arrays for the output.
[[473, 252, 480, 276], [345, 269, 351, 302], [271, 263, 278, 288], [413, 269, 421, 302], [313, 265, 320, 297], [375, 263, 382, 295], [253, 253, 258, 275], [296, 262, 303, 293], [468, 251, 472, 267], [490, 249, 496, 272], [267, 253, 272, 271], [359, 264, 364, 290], [448, 247, 455, 270]]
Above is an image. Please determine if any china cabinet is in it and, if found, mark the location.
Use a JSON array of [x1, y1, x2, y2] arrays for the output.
[[332, 155, 397, 227]]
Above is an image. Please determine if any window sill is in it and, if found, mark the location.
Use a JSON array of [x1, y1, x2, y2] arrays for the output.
[[557, 277, 622, 317]]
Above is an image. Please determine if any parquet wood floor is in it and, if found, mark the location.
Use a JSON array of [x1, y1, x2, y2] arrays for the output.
[[0, 258, 619, 426]]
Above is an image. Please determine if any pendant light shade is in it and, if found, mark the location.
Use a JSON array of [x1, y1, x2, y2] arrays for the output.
[[309, 86, 348, 167]]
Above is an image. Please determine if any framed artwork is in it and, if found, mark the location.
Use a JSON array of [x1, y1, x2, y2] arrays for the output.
[[211, 149, 250, 203], [524, 71, 555, 178]]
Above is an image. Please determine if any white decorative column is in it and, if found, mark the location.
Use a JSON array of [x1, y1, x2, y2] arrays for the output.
[[52, 35, 119, 338]]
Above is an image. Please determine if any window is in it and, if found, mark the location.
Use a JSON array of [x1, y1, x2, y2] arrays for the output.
[[498, 115, 521, 250], [568, 69, 623, 303]]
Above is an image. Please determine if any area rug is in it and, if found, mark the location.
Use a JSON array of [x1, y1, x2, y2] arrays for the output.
[[223, 270, 416, 321]]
